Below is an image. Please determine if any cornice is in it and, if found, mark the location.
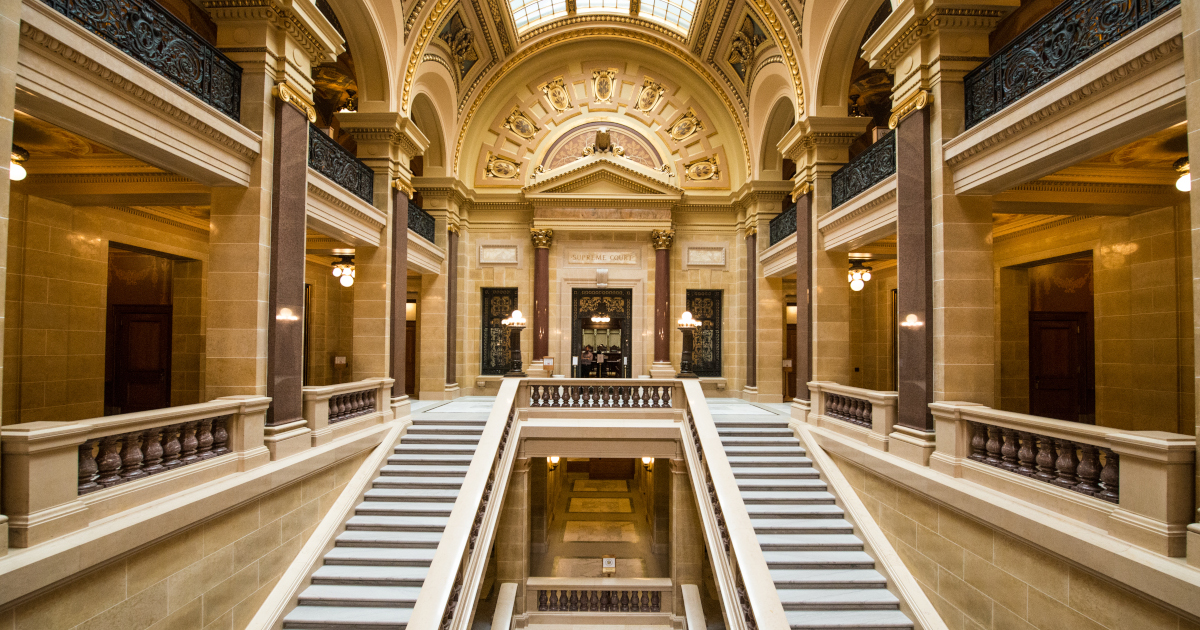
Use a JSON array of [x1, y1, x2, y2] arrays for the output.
[[307, 178, 386, 229], [203, 0, 343, 62], [869, 7, 1007, 72], [18, 21, 260, 162], [107, 206, 210, 234], [945, 34, 1183, 170], [820, 187, 897, 233], [994, 214, 1094, 242], [1009, 181, 1176, 196], [24, 173, 193, 184], [525, 158, 683, 195]]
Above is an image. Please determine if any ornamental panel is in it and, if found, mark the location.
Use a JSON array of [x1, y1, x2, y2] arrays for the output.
[[831, 130, 895, 209], [308, 124, 374, 204], [686, 289, 722, 377], [482, 287, 518, 375]]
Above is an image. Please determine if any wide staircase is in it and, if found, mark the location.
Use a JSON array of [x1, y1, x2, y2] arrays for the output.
[[281, 414, 487, 629], [715, 414, 915, 629]]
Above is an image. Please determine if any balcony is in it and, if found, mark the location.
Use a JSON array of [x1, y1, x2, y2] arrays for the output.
[[409, 203, 436, 243], [308, 124, 375, 205], [768, 203, 796, 246], [832, 130, 895, 209]]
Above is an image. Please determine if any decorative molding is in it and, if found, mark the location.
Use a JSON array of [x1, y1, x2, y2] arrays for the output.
[[821, 187, 897, 233], [684, 155, 719, 181], [1010, 181, 1176, 196], [994, 214, 1095, 242], [107, 205, 210, 234], [685, 245, 726, 267], [692, 0, 719, 54], [747, 54, 782, 91], [872, 8, 1008, 73], [485, 0, 514, 54], [519, 13, 685, 44], [502, 107, 539, 139], [633, 78, 666, 112], [422, 52, 460, 90], [405, 0, 427, 37], [539, 76, 573, 112], [593, 69, 617, 103], [485, 152, 521, 179], [307, 173, 386, 231], [203, 0, 339, 62]]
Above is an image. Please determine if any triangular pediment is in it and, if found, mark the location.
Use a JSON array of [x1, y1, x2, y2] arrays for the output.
[[523, 154, 683, 203]]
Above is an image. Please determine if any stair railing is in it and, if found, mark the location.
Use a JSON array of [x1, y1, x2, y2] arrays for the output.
[[678, 379, 789, 630], [407, 377, 524, 630]]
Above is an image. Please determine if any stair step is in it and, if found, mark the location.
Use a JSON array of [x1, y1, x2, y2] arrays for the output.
[[387, 453, 475, 464], [720, 436, 801, 446], [723, 446, 807, 456], [337, 530, 443, 548], [728, 456, 813, 468], [785, 609, 913, 629], [717, 427, 796, 436], [364, 488, 459, 502], [732, 467, 821, 479], [756, 534, 865, 552], [298, 584, 422, 607], [405, 425, 484, 435], [769, 569, 888, 589], [311, 565, 429, 587], [283, 605, 411, 630], [325, 547, 437, 567], [408, 417, 487, 426], [763, 550, 876, 570], [777, 588, 900, 611], [400, 435, 482, 445], [393, 444, 479, 455], [355, 502, 453, 517], [740, 490, 836, 505], [745, 504, 844, 519], [373, 476, 465, 489], [345, 515, 449, 532], [379, 464, 469, 477], [752, 519, 854, 534], [737, 478, 828, 491]]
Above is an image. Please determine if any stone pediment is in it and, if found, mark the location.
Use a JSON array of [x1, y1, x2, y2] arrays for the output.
[[523, 154, 682, 207]]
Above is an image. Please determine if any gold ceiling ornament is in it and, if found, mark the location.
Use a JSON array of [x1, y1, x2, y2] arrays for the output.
[[448, 28, 752, 178], [503, 107, 540, 139], [634, 78, 666, 112], [530, 227, 554, 248], [273, 81, 317, 123], [540, 77, 573, 112], [485, 152, 521, 179], [667, 108, 704, 142], [650, 229, 674, 250], [889, 89, 933, 129], [684, 155, 720, 181], [593, 69, 617, 103]]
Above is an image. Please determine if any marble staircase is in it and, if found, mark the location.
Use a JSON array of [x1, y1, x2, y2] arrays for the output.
[[715, 416, 915, 629]]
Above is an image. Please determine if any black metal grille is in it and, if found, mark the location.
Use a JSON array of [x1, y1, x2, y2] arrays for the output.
[[481, 287, 518, 375], [769, 204, 796, 246], [409, 205, 436, 243], [308, 124, 374, 204], [832, 130, 896, 209], [686, 289, 722, 377], [963, 0, 1180, 129], [39, 0, 242, 121]]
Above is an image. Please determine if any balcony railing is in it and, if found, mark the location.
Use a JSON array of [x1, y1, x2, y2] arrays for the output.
[[963, 0, 1181, 129], [308, 124, 374, 204], [301, 377, 393, 447], [39, 0, 242, 121], [768, 203, 796, 246], [409, 204, 436, 243], [807, 382, 897, 452], [832, 130, 895, 208]]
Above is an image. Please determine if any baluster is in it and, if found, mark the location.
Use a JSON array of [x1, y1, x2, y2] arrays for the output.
[[549, 590, 559, 610], [1074, 444, 1102, 496], [590, 590, 599, 611], [538, 590, 548, 611], [651, 590, 661, 612], [351, 392, 362, 416], [560, 590, 570, 612], [142, 428, 166, 474], [95, 435, 124, 486], [984, 425, 1003, 466], [999, 428, 1019, 471], [1015, 431, 1036, 476], [968, 422, 987, 461], [863, 401, 873, 426], [78, 439, 100, 494], [197, 418, 215, 459], [367, 389, 376, 413], [640, 590, 650, 611], [118, 431, 147, 480], [1097, 448, 1119, 503], [1052, 439, 1079, 488], [620, 590, 630, 612], [606, 386, 615, 407], [180, 421, 200, 464], [162, 424, 183, 469], [569, 590, 579, 611], [1033, 434, 1057, 482], [211, 417, 230, 456], [825, 394, 834, 416], [600, 590, 610, 611], [662, 387, 671, 407], [629, 591, 640, 613]]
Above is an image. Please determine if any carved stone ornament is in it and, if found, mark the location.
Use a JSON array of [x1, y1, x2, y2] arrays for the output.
[[727, 15, 766, 82], [503, 107, 539, 139], [438, 12, 478, 78], [634, 78, 666, 112], [486, 152, 521, 179], [650, 229, 674, 250], [593, 69, 617, 103], [684, 155, 720, 181], [668, 109, 704, 141], [530, 228, 554, 248], [540, 77, 573, 112]]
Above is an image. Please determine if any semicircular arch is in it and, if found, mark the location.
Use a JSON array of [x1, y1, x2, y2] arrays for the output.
[[324, 0, 396, 107]]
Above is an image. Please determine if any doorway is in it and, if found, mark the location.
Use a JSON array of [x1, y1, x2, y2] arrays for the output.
[[1026, 255, 1095, 423], [571, 288, 633, 378], [105, 246, 176, 415]]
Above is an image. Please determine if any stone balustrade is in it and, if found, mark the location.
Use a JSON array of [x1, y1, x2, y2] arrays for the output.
[[1, 395, 270, 547], [522, 379, 681, 411], [806, 382, 897, 452], [527, 577, 672, 615], [930, 402, 1196, 557], [301, 378, 393, 450]]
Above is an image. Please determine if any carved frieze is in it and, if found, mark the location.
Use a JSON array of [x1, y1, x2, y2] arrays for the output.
[[634, 78, 666, 112], [593, 69, 617, 103], [486, 152, 521, 179], [684, 155, 720, 181], [503, 107, 539, 139], [540, 77, 573, 112], [668, 108, 704, 142]]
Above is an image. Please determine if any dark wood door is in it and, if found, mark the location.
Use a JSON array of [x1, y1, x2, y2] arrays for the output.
[[406, 321, 417, 396], [1029, 312, 1086, 423], [589, 458, 635, 480], [785, 323, 796, 401], [113, 305, 172, 413]]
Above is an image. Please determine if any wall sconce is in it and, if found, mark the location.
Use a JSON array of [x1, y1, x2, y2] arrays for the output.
[[642, 457, 653, 471], [10, 145, 28, 181], [676, 311, 701, 378], [1175, 157, 1190, 192], [900, 313, 924, 328], [332, 255, 355, 287], [549, 456, 560, 471], [276, 307, 300, 321], [502, 309, 527, 376], [848, 261, 872, 292]]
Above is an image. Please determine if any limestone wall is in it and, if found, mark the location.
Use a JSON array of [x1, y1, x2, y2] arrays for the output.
[[849, 263, 897, 392], [303, 260, 355, 386]]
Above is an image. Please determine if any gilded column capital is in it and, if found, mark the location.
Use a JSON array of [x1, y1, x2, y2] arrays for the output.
[[448, 220, 461, 235], [530, 228, 554, 248], [746, 226, 758, 238], [272, 81, 317, 123], [650, 229, 674, 250]]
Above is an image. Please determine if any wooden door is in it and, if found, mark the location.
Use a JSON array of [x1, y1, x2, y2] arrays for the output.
[[785, 323, 797, 401], [1029, 312, 1086, 422], [406, 321, 417, 396], [113, 305, 172, 413], [589, 458, 635, 480]]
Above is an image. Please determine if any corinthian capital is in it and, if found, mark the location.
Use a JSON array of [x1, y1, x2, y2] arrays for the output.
[[650, 229, 674, 250], [530, 228, 554, 248]]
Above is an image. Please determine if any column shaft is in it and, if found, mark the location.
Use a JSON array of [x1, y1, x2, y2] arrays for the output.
[[445, 227, 459, 387], [746, 230, 758, 388], [655, 248, 670, 362], [391, 189, 409, 398], [795, 193, 813, 401], [896, 109, 934, 430], [534, 246, 549, 359]]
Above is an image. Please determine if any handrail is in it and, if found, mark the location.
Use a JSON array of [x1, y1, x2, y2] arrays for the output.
[[37, 0, 242, 121], [679, 379, 789, 629], [527, 577, 673, 614], [963, 0, 1181, 129], [831, 129, 895, 208], [682, 584, 706, 630], [409, 204, 436, 243], [407, 377, 523, 629], [302, 377, 393, 445], [807, 381, 897, 451], [492, 583, 518, 630], [308, 123, 375, 204], [768, 203, 796, 246]]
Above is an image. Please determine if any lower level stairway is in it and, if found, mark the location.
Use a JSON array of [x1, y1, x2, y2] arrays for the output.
[[281, 415, 486, 630], [716, 416, 915, 630]]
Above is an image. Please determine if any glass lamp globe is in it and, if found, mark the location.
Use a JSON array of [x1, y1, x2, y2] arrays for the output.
[[339, 274, 354, 287], [851, 278, 865, 291], [1177, 173, 1191, 192]]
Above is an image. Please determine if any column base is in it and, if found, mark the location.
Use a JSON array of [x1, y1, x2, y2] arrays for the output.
[[888, 425, 936, 466], [391, 395, 412, 423], [790, 399, 811, 424], [650, 361, 675, 379]]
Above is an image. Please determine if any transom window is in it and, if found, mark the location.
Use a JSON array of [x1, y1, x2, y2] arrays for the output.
[[508, 0, 695, 33]]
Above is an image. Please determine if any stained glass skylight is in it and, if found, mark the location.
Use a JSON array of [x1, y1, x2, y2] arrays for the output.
[[638, 0, 697, 32], [509, 0, 568, 29]]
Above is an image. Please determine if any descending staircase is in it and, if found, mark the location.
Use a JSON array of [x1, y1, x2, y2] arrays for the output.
[[282, 415, 487, 630], [715, 415, 915, 630]]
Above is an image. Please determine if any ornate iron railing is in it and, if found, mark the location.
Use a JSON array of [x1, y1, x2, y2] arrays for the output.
[[409, 204, 436, 243], [768, 203, 796, 246], [308, 124, 374, 204], [39, 0, 242, 121], [963, 0, 1180, 129], [832, 130, 895, 208]]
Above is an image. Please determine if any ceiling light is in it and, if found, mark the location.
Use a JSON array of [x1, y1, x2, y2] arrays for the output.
[[10, 145, 28, 181], [848, 261, 873, 291], [332, 255, 355, 287], [1175, 157, 1190, 192]]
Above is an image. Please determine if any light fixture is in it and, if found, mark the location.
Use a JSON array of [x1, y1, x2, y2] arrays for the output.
[[332, 255, 355, 287], [502, 309, 527, 377], [848, 261, 873, 292], [900, 313, 924, 328], [10, 145, 28, 181], [590, 302, 611, 323], [276, 307, 300, 321], [549, 456, 560, 471], [1175, 157, 1190, 192], [642, 457, 653, 471], [676, 311, 702, 378]]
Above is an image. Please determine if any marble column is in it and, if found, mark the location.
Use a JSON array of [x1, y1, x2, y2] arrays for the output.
[[391, 187, 409, 399], [651, 229, 675, 378], [445, 224, 459, 388], [265, 99, 309, 428], [530, 228, 553, 374], [745, 227, 758, 390], [794, 192, 813, 403], [895, 108, 934, 432]]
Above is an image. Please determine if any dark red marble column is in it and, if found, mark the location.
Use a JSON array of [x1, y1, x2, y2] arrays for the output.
[[746, 227, 757, 388], [795, 193, 813, 401], [651, 230, 673, 364], [896, 108, 934, 431], [266, 99, 308, 426], [390, 187, 408, 398], [446, 226, 459, 386], [531, 229, 553, 360]]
